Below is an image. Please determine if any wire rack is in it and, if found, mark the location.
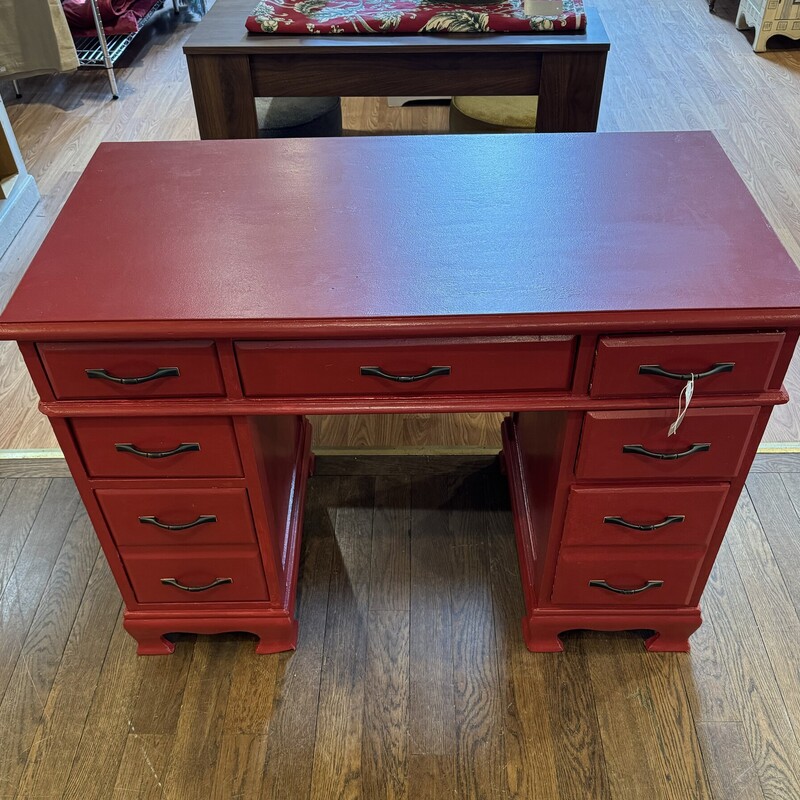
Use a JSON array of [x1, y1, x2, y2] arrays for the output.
[[72, 0, 168, 68]]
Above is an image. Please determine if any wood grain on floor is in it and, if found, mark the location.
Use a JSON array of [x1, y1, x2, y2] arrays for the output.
[[0, 456, 798, 798]]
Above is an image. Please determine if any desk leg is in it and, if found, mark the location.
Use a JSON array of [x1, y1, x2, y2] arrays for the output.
[[186, 54, 259, 139], [536, 51, 607, 133]]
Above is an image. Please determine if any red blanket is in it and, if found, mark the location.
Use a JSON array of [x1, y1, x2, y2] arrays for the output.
[[246, 0, 585, 34], [62, 0, 161, 36]]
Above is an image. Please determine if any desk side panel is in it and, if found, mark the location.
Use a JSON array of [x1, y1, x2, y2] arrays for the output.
[[506, 410, 582, 601]]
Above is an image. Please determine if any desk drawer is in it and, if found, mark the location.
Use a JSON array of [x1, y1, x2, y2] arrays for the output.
[[72, 416, 242, 478], [590, 333, 784, 398], [235, 337, 576, 397], [576, 408, 758, 481], [38, 341, 225, 400], [97, 488, 255, 547], [562, 484, 728, 548], [551, 548, 703, 607], [121, 546, 268, 604]]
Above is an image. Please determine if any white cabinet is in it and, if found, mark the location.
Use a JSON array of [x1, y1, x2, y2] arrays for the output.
[[736, 0, 800, 51]]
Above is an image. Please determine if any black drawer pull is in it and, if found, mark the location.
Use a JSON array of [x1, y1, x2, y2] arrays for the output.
[[622, 443, 710, 460], [638, 362, 734, 382], [588, 579, 664, 595], [86, 367, 180, 384], [603, 515, 685, 532], [360, 365, 451, 383], [115, 442, 201, 459], [139, 514, 217, 531], [160, 577, 232, 592]]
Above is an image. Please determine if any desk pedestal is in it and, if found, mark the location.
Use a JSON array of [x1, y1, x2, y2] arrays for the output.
[[47, 409, 314, 656], [501, 404, 766, 652]]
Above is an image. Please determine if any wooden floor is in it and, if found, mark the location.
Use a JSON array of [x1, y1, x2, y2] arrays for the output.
[[2, 0, 800, 454], [0, 454, 797, 798]]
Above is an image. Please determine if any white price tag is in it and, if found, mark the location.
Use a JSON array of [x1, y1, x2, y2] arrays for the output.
[[524, 0, 564, 15], [668, 375, 694, 437]]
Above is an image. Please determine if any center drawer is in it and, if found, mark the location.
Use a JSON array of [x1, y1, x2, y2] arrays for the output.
[[575, 407, 759, 481], [234, 336, 576, 397], [96, 488, 256, 547], [71, 416, 242, 478]]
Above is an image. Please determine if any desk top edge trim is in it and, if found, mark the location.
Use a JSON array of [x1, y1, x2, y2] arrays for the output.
[[3, 309, 800, 341]]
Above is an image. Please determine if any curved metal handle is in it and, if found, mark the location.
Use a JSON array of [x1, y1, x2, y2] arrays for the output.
[[622, 443, 710, 460], [139, 514, 217, 531], [603, 514, 685, 531], [86, 367, 180, 384], [160, 577, 232, 592], [115, 442, 200, 459], [638, 362, 734, 382], [360, 365, 451, 383], [588, 579, 664, 595]]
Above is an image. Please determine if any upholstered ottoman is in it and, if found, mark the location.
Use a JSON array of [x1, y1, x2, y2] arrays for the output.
[[449, 96, 538, 133], [255, 97, 342, 138]]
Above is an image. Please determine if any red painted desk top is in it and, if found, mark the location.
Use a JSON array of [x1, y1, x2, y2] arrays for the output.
[[2, 132, 800, 338]]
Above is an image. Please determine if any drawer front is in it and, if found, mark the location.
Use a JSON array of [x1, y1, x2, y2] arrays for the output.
[[576, 407, 758, 481], [551, 548, 703, 606], [235, 336, 576, 397], [590, 333, 785, 398], [96, 488, 255, 547], [121, 546, 268, 603], [562, 484, 729, 547], [38, 341, 225, 400], [72, 416, 242, 478]]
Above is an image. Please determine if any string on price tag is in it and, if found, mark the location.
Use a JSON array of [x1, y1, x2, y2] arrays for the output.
[[668, 374, 694, 437]]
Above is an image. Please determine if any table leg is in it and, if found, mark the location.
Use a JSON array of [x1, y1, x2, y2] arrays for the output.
[[186, 54, 259, 139], [535, 50, 608, 133]]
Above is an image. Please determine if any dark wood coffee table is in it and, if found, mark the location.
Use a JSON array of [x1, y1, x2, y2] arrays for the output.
[[183, 0, 610, 138]]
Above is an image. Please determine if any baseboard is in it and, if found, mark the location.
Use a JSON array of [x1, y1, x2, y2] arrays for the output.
[[1, 443, 799, 478], [753, 442, 800, 453], [0, 445, 503, 477], [0, 449, 71, 477]]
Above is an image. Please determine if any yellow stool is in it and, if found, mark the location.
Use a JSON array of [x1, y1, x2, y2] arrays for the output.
[[449, 96, 538, 133]]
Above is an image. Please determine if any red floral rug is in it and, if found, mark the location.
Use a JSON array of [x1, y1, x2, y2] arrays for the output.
[[246, 0, 585, 34]]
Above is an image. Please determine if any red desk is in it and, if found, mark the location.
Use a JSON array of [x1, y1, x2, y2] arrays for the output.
[[2, 132, 800, 655]]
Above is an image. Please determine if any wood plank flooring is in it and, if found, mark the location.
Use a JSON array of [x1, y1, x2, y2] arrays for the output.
[[2, 0, 800, 453], [0, 455, 798, 799]]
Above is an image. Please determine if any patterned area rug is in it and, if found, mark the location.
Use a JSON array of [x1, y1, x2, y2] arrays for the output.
[[246, 0, 585, 34]]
